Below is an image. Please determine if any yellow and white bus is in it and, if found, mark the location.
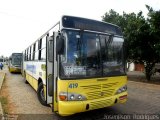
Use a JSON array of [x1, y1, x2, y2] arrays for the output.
[[9, 53, 22, 73], [22, 15, 127, 116]]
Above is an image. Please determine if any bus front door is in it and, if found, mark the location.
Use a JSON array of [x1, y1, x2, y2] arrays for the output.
[[46, 33, 58, 112]]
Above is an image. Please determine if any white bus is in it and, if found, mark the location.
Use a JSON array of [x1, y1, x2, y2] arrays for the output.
[[22, 15, 127, 116]]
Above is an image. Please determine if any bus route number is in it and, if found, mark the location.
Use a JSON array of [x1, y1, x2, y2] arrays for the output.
[[69, 83, 78, 89]]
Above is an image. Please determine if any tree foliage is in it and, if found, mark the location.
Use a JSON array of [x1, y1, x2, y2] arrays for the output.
[[102, 6, 160, 80]]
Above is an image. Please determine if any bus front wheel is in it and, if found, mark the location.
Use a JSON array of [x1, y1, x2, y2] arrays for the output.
[[37, 82, 48, 106]]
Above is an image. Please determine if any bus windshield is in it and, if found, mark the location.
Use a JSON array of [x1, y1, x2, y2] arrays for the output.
[[12, 54, 22, 66], [60, 30, 125, 79], [0, 59, 3, 62]]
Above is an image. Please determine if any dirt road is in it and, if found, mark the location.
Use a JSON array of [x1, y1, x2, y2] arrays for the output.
[[1, 68, 160, 120]]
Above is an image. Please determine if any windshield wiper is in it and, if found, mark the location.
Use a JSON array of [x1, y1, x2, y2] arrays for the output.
[[76, 31, 83, 65], [105, 34, 113, 47]]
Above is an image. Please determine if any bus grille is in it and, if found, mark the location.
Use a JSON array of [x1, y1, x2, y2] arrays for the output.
[[89, 99, 113, 110], [80, 82, 118, 100]]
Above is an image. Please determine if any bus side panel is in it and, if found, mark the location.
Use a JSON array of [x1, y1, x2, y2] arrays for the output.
[[26, 73, 32, 85], [24, 61, 46, 92], [31, 75, 38, 91]]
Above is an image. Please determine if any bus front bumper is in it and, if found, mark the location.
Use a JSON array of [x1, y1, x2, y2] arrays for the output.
[[9, 67, 21, 73], [58, 92, 127, 116]]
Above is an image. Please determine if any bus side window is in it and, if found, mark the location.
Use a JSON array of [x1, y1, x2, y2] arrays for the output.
[[34, 41, 39, 60], [29, 46, 32, 61], [30, 45, 33, 61], [27, 48, 29, 61], [48, 37, 53, 62], [38, 39, 42, 60], [41, 48, 46, 60], [32, 43, 36, 60], [42, 37, 46, 48], [26, 49, 28, 61], [35, 41, 39, 60], [27, 48, 30, 61], [39, 37, 46, 60], [24, 50, 26, 61]]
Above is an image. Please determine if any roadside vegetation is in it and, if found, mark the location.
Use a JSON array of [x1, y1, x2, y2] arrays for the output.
[[102, 5, 160, 81], [0, 76, 12, 114], [0, 96, 8, 114]]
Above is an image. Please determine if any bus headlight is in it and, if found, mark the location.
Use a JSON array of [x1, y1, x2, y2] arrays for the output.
[[115, 85, 127, 94], [59, 92, 87, 101], [78, 95, 82, 100], [70, 94, 75, 100]]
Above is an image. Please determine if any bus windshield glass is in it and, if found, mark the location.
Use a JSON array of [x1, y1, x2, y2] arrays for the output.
[[0, 59, 3, 62], [60, 30, 125, 79], [12, 54, 22, 66]]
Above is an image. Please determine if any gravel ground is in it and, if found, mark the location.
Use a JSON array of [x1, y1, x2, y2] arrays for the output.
[[127, 71, 160, 84], [5, 70, 52, 114], [1, 68, 160, 120]]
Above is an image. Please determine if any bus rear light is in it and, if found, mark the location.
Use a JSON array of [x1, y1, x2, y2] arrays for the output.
[[119, 95, 127, 100]]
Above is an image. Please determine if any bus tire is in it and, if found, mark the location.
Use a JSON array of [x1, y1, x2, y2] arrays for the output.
[[25, 80, 28, 84], [24, 72, 28, 84], [37, 82, 48, 106]]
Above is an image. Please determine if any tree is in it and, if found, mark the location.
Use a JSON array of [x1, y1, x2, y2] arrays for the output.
[[102, 6, 160, 80], [102, 9, 126, 32]]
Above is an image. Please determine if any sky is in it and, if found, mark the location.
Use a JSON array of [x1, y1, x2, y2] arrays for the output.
[[0, 0, 160, 57]]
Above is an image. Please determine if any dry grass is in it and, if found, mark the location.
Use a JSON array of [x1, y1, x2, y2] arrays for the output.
[[0, 77, 16, 114]]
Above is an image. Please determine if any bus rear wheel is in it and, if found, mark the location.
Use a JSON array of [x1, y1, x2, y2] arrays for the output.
[[24, 72, 28, 84], [37, 82, 48, 106]]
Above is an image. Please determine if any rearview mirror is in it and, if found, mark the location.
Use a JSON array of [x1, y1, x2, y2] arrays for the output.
[[56, 35, 64, 55]]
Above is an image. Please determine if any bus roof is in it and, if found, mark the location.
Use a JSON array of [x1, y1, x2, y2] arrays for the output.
[[11, 53, 22, 56], [62, 15, 123, 36]]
